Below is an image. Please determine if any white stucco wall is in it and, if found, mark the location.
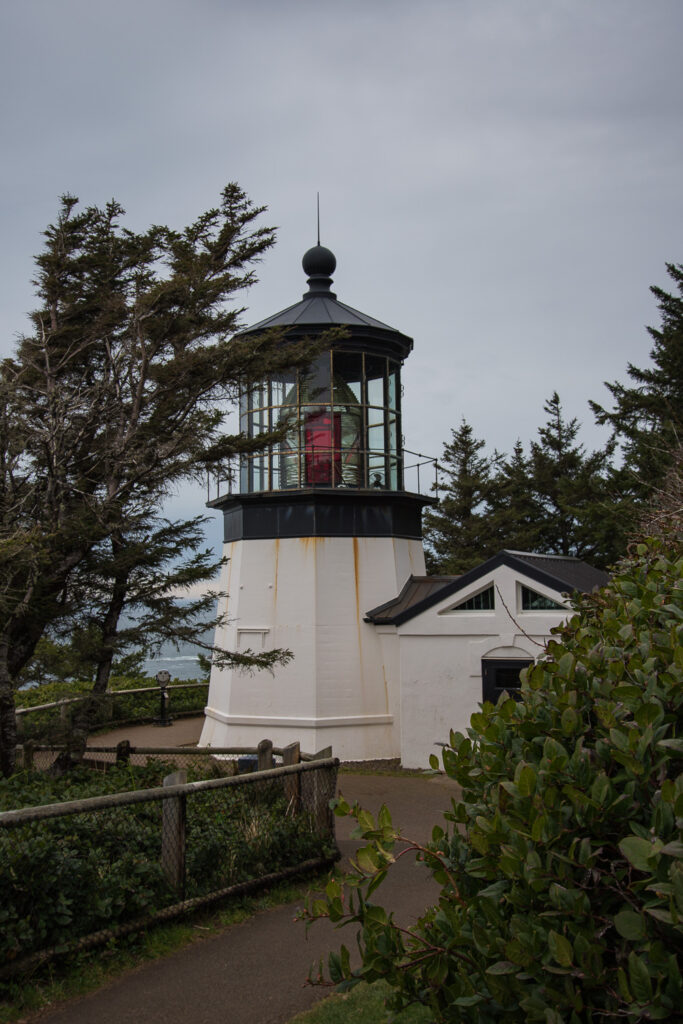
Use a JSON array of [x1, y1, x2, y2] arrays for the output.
[[201, 534, 425, 760], [396, 564, 572, 768]]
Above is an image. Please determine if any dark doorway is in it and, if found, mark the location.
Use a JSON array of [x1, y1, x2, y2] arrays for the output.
[[481, 658, 533, 705]]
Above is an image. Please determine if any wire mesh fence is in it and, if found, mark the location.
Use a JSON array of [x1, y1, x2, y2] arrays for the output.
[[18, 739, 327, 776], [0, 755, 339, 977]]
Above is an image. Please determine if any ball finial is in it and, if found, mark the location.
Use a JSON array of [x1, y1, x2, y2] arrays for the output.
[[302, 245, 336, 279]]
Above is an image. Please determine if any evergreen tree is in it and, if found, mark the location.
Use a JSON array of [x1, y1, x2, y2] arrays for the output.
[[423, 420, 497, 575], [486, 440, 543, 554], [529, 392, 620, 567], [0, 185, 318, 775], [591, 262, 683, 512]]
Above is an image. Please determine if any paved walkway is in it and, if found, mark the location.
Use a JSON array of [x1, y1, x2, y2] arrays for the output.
[[33, 725, 458, 1024]]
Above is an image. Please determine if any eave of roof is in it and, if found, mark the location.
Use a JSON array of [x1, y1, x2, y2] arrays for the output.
[[364, 575, 459, 625]]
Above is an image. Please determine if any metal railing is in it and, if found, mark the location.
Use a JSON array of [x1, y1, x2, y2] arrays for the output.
[[206, 447, 439, 501], [15, 681, 209, 742]]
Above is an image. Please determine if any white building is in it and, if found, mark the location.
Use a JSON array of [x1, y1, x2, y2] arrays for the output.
[[200, 247, 608, 766], [365, 550, 608, 768]]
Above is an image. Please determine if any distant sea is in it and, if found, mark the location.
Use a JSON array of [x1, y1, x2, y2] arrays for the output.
[[142, 638, 206, 681]]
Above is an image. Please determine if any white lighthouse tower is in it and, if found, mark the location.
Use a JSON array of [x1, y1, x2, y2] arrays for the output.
[[200, 244, 429, 760]]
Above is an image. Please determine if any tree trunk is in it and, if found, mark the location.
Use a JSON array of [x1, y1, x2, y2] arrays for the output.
[[0, 636, 17, 777], [61, 534, 130, 770]]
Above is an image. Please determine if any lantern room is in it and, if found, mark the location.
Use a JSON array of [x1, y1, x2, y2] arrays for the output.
[[237, 244, 412, 496]]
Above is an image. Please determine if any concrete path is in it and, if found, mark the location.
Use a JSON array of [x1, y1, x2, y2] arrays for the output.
[[86, 715, 205, 749], [31, 728, 459, 1024]]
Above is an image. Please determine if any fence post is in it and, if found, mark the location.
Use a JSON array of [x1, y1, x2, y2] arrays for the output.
[[161, 770, 187, 894], [22, 740, 35, 770], [282, 741, 301, 813], [310, 747, 334, 834], [116, 740, 131, 765], [257, 738, 273, 772]]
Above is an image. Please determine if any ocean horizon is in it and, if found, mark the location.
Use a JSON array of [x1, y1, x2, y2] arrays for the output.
[[142, 642, 205, 682]]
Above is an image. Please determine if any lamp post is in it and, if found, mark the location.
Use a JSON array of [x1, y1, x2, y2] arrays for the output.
[[154, 670, 173, 727]]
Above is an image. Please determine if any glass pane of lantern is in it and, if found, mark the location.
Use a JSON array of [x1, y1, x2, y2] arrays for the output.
[[251, 454, 267, 492], [239, 391, 249, 435], [365, 355, 386, 408], [251, 382, 268, 410], [388, 415, 398, 455], [332, 352, 362, 402], [368, 417, 386, 483], [331, 354, 363, 487], [271, 376, 290, 409], [367, 417, 385, 448], [251, 407, 268, 436], [368, 452, 386, 488], [300, 353, 331, 406], [279, 436, 302, 489], [387, 364, 399, 411], [388, 455, 400, 490], [304, 409, 340, 486]]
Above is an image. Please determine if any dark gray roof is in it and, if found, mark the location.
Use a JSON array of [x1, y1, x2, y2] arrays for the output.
[[242, 294, 399, 333], [503, 551, 610, 595], [237, 245, 413, 361], [365, 550, 610, 626], [364, 576, 459, 625]]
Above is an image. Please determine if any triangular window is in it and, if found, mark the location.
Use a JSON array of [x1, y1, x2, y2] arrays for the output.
[[451, 585, 495, 611], [521, 585, 565, 611]]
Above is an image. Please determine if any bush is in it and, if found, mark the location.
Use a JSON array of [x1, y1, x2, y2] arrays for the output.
[[0, 763, 334, 965], [307, 537, 683, 1022]]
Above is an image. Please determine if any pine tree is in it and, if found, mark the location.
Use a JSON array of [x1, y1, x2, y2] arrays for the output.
[[590, 262, 683, 511], [423, 420, 497, 575], [486, 440, 543, 553], [0, 185, 317, 775], [529, 392, 620, 567]]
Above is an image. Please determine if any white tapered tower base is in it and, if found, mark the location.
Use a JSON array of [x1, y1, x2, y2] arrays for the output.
[[200, 534, 425, 759]]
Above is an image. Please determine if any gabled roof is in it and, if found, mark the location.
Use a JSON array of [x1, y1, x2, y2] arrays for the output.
[[365, 550, 610, 626]]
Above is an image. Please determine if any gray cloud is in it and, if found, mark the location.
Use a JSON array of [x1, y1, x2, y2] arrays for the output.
[[1, 0, 681, 554]]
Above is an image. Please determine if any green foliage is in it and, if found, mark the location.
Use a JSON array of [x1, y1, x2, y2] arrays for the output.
[[289, 980, 431, 1024], [0, 762, 333, 966], [591, 262, 683, 503], [306, 536, 683, 1022], [527, 392, 620, 566], [423, 419, 499, 575], [425, 397, 619, 575], [0, 184, 317, 775]]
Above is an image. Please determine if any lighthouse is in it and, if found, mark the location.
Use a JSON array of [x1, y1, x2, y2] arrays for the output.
[[200, 244, 430, 760]]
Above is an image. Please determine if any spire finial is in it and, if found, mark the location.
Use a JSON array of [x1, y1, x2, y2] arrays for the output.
[[316, 191, 320, 246]]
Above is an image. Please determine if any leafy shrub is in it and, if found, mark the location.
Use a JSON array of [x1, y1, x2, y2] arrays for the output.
[[307, 537, 683, 1022], [184, 783, 331, 897], [0, 763, 335, 966], [0, 766, 170, 962]]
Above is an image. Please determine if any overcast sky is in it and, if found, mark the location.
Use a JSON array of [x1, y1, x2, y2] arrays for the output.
[[1, 0, 681, 554]]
